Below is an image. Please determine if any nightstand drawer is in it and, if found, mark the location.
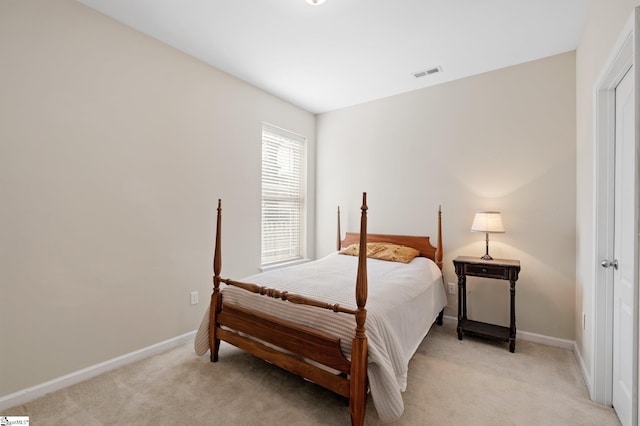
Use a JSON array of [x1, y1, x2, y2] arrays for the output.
[[463, 263, 508, 279]]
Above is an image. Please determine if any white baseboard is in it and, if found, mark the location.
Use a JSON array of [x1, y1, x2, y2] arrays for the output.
[[517, 329, 575, 350], [573, 341, 592, 394], [442, 315, 575, 349], [0, 330, 196, 411], [442, 314, 457, 325]]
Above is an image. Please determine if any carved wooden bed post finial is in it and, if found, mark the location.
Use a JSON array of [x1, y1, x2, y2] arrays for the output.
[[436, 205, 443, 269], [210, 198, 223, 362], [350, 192, 368, 426], [337, 206, 341, 252]]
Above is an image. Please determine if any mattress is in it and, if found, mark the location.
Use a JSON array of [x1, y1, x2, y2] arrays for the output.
[[194, 252, 447, 422]]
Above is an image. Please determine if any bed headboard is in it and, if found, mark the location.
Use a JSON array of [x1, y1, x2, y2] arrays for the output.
[[339, 207, 443, 270]]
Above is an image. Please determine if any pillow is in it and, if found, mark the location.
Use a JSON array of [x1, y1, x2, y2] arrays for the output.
[[339, 243, 360, 257], [371, 243, 421, 263], [339, 242, 420, 263]]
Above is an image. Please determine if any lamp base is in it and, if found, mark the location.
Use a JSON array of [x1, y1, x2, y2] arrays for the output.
[[481, 232, 494, 260]]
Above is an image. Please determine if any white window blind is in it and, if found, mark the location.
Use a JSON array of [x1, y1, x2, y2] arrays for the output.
[[261, 123, 306, 266]]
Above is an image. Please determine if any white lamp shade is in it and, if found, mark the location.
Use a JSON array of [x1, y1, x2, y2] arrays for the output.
[[471, 211, 505, 233]]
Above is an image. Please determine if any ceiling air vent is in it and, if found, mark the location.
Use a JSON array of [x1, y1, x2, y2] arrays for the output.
[[413, 66, 442, 79]]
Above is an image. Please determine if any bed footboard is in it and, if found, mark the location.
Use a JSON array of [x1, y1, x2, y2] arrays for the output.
[[217, 303, 352, 397], [209, 194, 370, 426]]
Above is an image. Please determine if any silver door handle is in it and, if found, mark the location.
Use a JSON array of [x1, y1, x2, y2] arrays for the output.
[[601, 259, 619, 269]]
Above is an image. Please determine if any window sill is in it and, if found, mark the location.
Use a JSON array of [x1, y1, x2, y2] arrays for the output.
[[260, 258, 310, 273]]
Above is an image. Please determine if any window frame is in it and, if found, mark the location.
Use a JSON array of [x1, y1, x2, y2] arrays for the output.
[[260, 123, 307, 268]]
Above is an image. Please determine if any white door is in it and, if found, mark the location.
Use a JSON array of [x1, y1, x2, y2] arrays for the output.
[[611, 66, 638, 426]]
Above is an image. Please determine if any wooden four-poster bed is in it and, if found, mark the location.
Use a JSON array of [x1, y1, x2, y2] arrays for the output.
[[195, 193, 445, 425]]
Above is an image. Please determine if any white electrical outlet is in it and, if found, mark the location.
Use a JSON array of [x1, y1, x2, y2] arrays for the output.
[[448, 282, 456, 295], [191, 291, 199, 305]]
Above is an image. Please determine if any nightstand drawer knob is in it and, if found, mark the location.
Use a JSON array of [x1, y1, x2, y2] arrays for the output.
[[481, 268, 488, 273]]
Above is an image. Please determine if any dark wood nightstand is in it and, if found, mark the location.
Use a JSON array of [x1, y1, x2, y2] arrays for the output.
[[453, 256, 521, 353]]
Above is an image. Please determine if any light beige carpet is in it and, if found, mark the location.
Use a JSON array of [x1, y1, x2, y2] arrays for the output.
[[5, 322, 620, 425]]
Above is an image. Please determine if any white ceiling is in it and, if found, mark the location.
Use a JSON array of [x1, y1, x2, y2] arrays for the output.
[[78, 0, 591, 114]]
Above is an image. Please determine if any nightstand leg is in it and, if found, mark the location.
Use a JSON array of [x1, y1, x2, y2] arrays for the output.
[[457, 274, 465, 340], [509, 279, 516, 353]]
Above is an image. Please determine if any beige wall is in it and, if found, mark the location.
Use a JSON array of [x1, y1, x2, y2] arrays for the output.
[[0, 0, 315, 396], [316, 52, 577, 340], [575, 0, 640, 388]]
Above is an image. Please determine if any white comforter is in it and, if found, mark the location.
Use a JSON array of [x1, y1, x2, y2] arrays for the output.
[[194, 252, 447, 422]]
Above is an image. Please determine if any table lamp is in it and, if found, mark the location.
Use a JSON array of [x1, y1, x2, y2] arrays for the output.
[[471, 211, 504, 260]]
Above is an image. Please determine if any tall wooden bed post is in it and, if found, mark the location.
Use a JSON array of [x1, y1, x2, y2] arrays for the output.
[[337, 206, 341, 251], [436, 205, 443, 269], [210, 199, 222, 362], [350, 193, 368, 426]]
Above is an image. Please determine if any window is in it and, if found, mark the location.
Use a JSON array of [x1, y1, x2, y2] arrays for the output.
[[261, 123, 306, 267]]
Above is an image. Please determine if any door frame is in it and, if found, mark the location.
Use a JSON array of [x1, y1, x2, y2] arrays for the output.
[[592, 8, 639, 423]]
